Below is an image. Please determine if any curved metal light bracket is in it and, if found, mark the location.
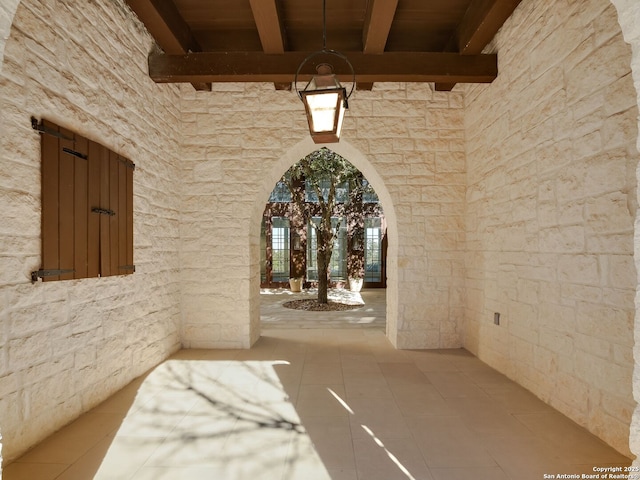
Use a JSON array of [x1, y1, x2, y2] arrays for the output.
[[294, 0, 355, 143], [294, 49, 356, 103]]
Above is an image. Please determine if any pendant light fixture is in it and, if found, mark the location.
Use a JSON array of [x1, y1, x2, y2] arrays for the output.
[[294, 0, 355, 143]]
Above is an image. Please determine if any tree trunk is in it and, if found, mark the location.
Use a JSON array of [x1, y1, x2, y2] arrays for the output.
[[316, 217, 333, 304], [317, 247, 329, 303]]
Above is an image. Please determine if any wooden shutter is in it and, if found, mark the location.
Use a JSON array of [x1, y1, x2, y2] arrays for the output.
[[35, 119, 134, 282]]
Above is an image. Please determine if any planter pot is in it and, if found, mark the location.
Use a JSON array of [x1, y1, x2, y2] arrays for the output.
[[349, 277, 363, 292], [289, 278, 303, 292]]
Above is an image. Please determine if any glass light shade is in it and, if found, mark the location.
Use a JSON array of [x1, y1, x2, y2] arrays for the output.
[[301, 86, 347, 143]]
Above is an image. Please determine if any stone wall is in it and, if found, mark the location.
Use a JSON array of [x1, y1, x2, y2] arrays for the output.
[[0, 1, 20, 70], [0, 0, 182, 462], [610, 0, 640, 464], [464, 0, 639, 456], [178, 82, 467, 350]]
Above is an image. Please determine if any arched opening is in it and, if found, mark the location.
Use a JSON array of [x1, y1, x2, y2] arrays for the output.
[[260, 149, 386, 291], [249, 138, 399, 346]]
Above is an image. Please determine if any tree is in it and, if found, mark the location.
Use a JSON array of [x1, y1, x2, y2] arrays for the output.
[[281, 148, 368, 304]]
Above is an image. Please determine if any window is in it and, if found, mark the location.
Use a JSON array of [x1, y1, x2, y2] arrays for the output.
[[33, 119, 134, 282], [271, 217, 290, 282], [362, 179, 379, 203], [306, 217, 347, 281], [364, 218, 382, 282], [268, 180, 292, 203], [305, 178, 348, 203]]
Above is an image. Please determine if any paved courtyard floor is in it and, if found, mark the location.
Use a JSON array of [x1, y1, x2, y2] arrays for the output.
[[260, 288, 386, 329], [3, 289, 632, 479]]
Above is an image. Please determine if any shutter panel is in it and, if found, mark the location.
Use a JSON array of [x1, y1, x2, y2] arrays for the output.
[[36, 119, 134, 282], [126, 159, 134, 273], [99, 145, 111, 277], [118, 157, 127, 273], [87, 141, 101, 277], [74, 136, 89, 279], [109, 150, 119, 277], [41, 121, 60, 282], [58, 127, 75, 281]]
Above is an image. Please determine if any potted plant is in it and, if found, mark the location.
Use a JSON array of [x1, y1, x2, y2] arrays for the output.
[[289, 276, 303, 292], [348, 276, 363, 292]]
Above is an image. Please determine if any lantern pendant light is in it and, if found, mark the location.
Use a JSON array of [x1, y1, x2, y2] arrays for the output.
[[294, 0, 355, 143]]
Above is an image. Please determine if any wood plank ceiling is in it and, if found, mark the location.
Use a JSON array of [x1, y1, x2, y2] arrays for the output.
[[124, 0, 521, 92]]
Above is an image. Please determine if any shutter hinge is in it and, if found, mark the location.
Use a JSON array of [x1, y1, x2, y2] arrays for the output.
[[91, 207, 116, 216], [31, 269, 75, 283], [31, 117, 73, 141], [118, 265, 135, 272]]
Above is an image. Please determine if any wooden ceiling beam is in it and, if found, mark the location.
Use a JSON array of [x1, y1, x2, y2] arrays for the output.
[[362, 0, 399, 54], [250, 0, 287, 53], [435, 0, 521, 91], [249, 0, 290, 90], [148, 51, 497, 85], [457, 0, 522, 54], [125, 0, 211, 91]]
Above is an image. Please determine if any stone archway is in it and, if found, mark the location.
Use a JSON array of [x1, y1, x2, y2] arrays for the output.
[[249, 137, 400, 347]]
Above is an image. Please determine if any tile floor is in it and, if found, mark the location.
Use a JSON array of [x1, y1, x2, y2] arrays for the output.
[[3, 289, 633, 480]]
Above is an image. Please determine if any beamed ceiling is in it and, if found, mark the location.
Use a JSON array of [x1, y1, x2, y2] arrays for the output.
[[124, 0, 521, 92]]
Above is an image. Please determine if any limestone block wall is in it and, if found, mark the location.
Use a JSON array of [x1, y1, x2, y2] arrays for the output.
[[464, 0, 639, 455], [610, 0, 640, 463], [0, 0, 182, 462], [179, 82, 467, 350], [0, 1, 20, 69]]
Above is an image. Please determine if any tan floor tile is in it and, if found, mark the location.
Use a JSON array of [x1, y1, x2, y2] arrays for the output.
[[425, 371, 491, 398], [350, 412, 414, 440], [463, 368, 512, 387], [430, 466, 509, 480], [393, 385, 458, 417], [5, 291, 633, 480], [344, 382, 396, 401], [483, 383, 555, 413], [92, 435, 164, 479], [131, 464, 287, 480], [347, 394, 402, 415], [325, 468, 358, 480], [301, 362, 344, 385], [294, 417, 355, 470], [412, 355, 460, 373], [408, 416, 498, 468], [91, 378, 147, 415], [2, 462, 68, 480], [15, 412, 123, 465], [515, 412, 631, 464], [342, 369, 387, 387], [296, 384, 351, 417], [305, 345, 343, 363], [55, 433, 116, 480], [446, 396, 535, 437], [371, 345, 413, 363], [380, 362, 431, 386], [483, 434, 572, 479], [341, 360, 383, 374], [353, 436, 434, 480]]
